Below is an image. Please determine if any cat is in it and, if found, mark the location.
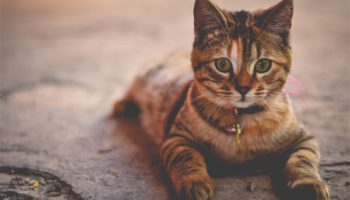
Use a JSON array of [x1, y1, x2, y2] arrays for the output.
[[112, 0, 329, 199]]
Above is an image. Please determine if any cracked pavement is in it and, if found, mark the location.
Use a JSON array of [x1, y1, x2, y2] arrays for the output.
[[0, 0, 349, 199]]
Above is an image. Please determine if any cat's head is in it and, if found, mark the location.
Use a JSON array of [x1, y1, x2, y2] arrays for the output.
[[191, 0, 293, 109]]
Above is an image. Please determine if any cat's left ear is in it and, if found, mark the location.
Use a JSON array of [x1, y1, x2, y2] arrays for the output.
[[193, 0, 228, 34], [254, 0, 293, 33]]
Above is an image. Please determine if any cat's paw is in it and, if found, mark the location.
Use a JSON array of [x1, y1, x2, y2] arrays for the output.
[[175, 174, 215, 200], [288, 178, 329, 200]]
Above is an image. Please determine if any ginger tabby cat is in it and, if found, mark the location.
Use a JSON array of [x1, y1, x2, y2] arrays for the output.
[[113, 0, 329, 199]]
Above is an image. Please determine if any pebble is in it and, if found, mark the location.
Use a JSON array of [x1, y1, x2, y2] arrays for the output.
[[39, 177, 46, 185], [47, 191, 62, 197], [246, 182, 256, 192], [24, 177, 31, 184], [29, 179, 36, 185]]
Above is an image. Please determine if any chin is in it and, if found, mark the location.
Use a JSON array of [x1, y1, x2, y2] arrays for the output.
[[231, 101, 254, 108]]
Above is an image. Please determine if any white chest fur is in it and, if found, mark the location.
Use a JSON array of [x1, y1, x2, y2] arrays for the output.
[[180, 94, 296, 164]]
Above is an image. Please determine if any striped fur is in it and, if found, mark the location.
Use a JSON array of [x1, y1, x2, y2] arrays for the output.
[[113, 0, 329, 199]]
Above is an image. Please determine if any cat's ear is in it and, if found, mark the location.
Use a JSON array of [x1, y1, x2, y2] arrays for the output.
[[193, 0, 228, 34], [254, 0, 293, 33]]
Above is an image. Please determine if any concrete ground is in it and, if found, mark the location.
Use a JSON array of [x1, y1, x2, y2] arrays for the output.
[[0, 0, 349, 199]]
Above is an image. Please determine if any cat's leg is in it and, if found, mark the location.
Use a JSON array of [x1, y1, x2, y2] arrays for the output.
[[161, 134, 214, 200], [284, 137, 329, 200]]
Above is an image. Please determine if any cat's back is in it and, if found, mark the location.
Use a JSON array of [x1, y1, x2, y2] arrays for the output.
[[129, 51, 193, 144]]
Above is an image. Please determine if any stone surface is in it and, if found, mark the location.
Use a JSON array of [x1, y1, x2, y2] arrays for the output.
[[0, 0, 349, 199]]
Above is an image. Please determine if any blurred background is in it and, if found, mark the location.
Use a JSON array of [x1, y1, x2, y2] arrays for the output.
[[0, 0, 349, 199]]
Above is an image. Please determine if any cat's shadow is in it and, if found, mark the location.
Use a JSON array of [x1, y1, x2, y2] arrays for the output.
[[103, 115, 290, 200]]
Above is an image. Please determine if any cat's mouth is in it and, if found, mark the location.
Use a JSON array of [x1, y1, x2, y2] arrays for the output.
[[231, 100, 254, 108], [227, 95, 257, 108]]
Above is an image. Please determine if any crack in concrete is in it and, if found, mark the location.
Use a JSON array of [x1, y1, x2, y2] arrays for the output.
[[0, 77, 88, 100], [0, 166, 84, 200], [0, 147, 46, 155], [321, 161, 350, 167], [0, 191, 35, 200]]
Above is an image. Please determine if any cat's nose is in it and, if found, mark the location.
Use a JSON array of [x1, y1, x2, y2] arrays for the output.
[[236, 85, 251, 97]]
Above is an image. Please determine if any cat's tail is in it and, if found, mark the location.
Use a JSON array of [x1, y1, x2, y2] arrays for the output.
[[112, 98, 140, 118]]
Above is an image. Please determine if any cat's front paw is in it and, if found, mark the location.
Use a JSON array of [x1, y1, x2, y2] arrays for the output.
[[288, 178, 329, 200], [175, 174, 215, 200]]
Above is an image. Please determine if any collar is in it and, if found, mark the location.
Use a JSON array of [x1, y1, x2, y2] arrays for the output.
[[229, 104, 264, 115]]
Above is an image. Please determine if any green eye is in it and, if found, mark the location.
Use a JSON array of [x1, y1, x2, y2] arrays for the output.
[[255, 58, 272, 73], [215, 58, 232, 73]]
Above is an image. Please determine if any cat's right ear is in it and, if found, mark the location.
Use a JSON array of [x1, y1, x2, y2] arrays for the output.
[[193, 0, 228, 34]]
